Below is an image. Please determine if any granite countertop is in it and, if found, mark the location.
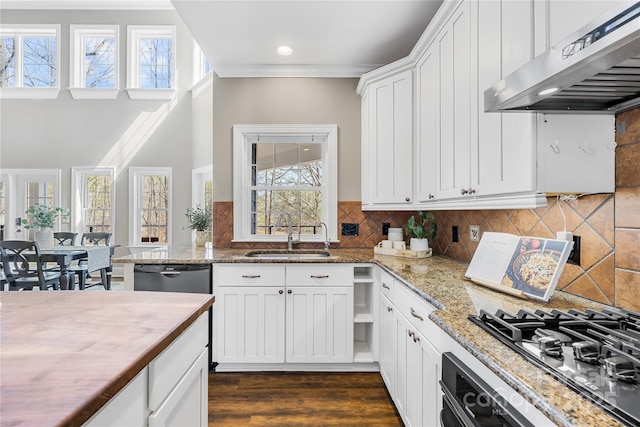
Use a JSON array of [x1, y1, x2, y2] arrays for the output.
[[0, 291, 215, 427], [112, 245, 622, 426]]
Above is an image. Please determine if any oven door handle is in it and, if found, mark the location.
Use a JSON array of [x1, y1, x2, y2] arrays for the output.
[[439, 380, 477, 427]]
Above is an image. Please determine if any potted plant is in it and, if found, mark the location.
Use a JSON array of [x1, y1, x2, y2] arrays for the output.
[[185, 204, 212, 247], [405, 211, 436, 251], [22, 203, 70, 249]]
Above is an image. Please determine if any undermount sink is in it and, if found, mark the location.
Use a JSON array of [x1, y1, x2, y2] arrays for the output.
[[244, 250, 331, 259]]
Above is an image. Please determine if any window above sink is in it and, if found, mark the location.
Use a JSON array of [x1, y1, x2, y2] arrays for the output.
[[232, 124, 338, 245]]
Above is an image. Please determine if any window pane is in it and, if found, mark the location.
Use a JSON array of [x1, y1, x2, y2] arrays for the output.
[[83, 36, 116, 88], [0, 36, 15, 87], [139, 37, 172, 89], [23, 36, 57, 87], [139, 174, 168, 243]]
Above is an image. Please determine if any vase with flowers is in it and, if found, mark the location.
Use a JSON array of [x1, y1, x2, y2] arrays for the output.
[[185, 204, 212, 247], [22, 203, 70, 249]]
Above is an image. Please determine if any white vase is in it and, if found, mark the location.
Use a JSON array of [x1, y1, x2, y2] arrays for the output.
[[35, 229, 54, 249], [410, 237, 429, 251], [194, 230, 207, 247]]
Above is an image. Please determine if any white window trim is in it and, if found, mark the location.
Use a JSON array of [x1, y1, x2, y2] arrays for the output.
[[126, 25, 176, 101], [69, 25, 119, 100], [128, 167, 172, 249], [232, 124, 338, 243], [0, 24, 61, 99], [71, 166, 116, 236]]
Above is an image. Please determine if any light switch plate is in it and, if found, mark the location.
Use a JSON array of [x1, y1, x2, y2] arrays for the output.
[[469, 225, 480, 242]]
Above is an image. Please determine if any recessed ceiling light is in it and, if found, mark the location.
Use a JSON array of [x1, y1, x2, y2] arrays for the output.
[[538, 87, 560, 96], [277, 46, 293, 56]]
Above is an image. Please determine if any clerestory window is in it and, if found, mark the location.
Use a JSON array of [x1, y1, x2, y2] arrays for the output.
[[126, 25, 176, 100], [69, 25, 119, 99]]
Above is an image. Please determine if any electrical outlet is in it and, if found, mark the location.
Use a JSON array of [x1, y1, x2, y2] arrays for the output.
[[469, 225, 480, 242], [567, 235, 581, 265], [382, 223, 390, 235], [452, 226, 459, 242], [341, 223, 359, 236]]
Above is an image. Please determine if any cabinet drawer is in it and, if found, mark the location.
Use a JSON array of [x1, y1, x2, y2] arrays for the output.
[[286, 265, 352, 286], [379, 269, 395, 300], [149, 313, 208, 412], [216, 264, 285, 286], [394, 283, 435, 336]]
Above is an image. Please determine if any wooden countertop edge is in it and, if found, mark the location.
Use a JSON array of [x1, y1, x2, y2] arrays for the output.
[[60, 295, 215, 427]]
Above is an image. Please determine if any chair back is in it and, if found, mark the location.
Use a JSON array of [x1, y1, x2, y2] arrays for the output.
[[0, 240, 48, 288], [54, 232, 78, 246], [80, 232, 112, 247]]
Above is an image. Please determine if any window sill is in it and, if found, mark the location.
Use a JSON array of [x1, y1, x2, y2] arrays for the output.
[[69, 88, 119, 100], [0, 87, 60, 99], [126, 88, 176, 101]]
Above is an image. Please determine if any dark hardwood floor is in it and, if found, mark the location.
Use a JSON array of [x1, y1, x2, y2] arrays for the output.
[[208, 371, 403, 426]]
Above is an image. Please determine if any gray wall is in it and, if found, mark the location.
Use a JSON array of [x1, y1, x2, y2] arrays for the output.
[[0, 9, 200, 254], [211, 75, 362, 202]]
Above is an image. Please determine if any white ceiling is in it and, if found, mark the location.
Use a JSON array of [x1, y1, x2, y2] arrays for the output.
[[172, 0, 443, 78], [2, 0, 444, 78]]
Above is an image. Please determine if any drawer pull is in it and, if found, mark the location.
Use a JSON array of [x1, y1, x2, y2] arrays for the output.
[[382, 283, 390, 289], [310, 275, 329, 279], [410, 307, 424, 321], [242, 274, 261, 279]]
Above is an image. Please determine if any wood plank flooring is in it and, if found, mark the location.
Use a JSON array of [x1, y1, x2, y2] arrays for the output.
[[208, 372, 403, 426]]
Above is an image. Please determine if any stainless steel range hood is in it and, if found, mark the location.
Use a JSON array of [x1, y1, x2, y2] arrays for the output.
[[485, 1, 640, 114]]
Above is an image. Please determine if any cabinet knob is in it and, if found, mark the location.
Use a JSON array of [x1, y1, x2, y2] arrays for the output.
[[468, 187, 476, 195], [460, 188, 468, 195], [387, 306, 393, 312], [408, 330, 414, 338], [287, 289, 292, 294], [428, 194, 434, 199], [405, 197, 411, 202], [279, 289, 284, 294]]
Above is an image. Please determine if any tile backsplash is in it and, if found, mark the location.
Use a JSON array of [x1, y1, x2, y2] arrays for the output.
[[213, 108, 639, 311]]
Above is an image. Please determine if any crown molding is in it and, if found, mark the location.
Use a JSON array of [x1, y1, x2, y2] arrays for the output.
[[0, 0, 174, 10], [212, 63, 379, 79]]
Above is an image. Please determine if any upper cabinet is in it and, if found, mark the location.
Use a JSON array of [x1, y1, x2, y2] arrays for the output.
[[361, 68, 414, 206], [357, 0, 616, 211]]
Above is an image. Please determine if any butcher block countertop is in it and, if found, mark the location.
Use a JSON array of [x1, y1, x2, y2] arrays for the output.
[[114, 245, 622, 427], [0, 291, 214, 427]]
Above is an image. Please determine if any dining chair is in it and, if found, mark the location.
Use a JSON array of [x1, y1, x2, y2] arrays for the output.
[[0, 240, 61, 291], [71, 232, 113, 290], [54, 232, 78, 246]]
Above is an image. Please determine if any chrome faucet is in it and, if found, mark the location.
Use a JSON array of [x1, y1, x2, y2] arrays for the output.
[[276, 211, 294, 250], [320, 222, 330, 251]]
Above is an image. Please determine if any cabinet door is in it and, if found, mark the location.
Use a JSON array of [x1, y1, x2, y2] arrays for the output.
[[475, 0, 536, 196], [148, 350, 208, 427], [286, 286, 354, 363], [379, 294, 397, 396], [366, 69, 414, 205], [415, 42, 438, 203], [216, 286, 285, 363], [436, 2, 473, 200]]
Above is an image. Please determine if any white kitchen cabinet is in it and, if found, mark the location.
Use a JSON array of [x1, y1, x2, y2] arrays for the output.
[[434, 0, 474, 201], [353, 264, 377, 363], [216, 285, 286, 364], [379, 293, 397, 400], [361, 68, 414, 207], [214, 264, 358, 369], [84, 313, 209, 427]]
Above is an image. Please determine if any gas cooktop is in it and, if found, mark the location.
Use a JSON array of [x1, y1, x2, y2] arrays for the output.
[[469, 307, 640, 426]]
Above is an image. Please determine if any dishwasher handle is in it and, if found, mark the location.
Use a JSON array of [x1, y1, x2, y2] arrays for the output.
[[160, 271, 181, 276]]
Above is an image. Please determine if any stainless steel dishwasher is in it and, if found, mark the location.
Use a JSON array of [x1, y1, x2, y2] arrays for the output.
[[133, 263, 213, 369]]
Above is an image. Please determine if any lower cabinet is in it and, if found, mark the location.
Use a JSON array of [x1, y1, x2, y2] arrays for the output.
[[214, 264, 354, 368], [380, 274, 442, 427], [84, 313, 209, 427]]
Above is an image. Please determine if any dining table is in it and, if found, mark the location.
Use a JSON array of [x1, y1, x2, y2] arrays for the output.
[[40, 245, 112, 290]]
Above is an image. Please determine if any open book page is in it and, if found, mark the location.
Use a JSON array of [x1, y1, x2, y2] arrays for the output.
[[464, 232, 520, 284], [503, 237, 573, 301]]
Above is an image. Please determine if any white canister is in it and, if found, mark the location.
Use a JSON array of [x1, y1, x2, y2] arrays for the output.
[[388, 228, 403, 241]]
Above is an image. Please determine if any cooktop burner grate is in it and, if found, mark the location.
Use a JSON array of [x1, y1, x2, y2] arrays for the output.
[[469, 307, 640, 426]]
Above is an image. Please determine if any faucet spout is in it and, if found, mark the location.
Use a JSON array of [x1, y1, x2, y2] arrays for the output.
[[276, 211, 293, 250], [320, 222, 330, 251]]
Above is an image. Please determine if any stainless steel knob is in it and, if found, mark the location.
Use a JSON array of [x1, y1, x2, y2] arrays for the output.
[[468, 188, 476, 195], [279, 289, 283, 294], [287, 289, 292, 294], [461, 188, 468, 195], [428, 194, 434, 199], [405, 197, 410, 202]]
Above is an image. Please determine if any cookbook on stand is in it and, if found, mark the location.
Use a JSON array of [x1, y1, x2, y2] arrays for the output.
[[464, 232, 573, 301]]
